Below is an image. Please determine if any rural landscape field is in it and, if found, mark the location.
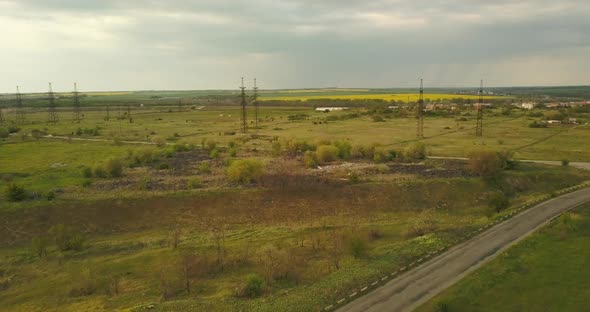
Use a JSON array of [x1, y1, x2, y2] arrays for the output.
[[2, 1, 590, 312]]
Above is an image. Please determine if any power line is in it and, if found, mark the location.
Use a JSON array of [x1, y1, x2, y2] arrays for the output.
[[240, 77, 247, 134], [47, 82, 59, 124], [476, 80, 484, 137], [72, 82, 83, 123], [416, 78, 424, 139]]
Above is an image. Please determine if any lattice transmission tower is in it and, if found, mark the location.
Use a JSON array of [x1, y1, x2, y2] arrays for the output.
[[47, 83, 59, 123], [15, 86, 25, 124], [240, 77, 248, 134], [475, 80, 484, 137], [72, 82, 83, 123], [416, 78, 424, 139], [252, 78, 259, 129]]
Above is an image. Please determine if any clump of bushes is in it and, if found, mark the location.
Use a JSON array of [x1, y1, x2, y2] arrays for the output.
[[347, 235, 368, 258], [304, 151, 318, 168], [315, 145, 339, 163], [562, 159, 570, 166], [5, 183, 27, 202], [467, 150, 502, 176], [237, 274, 265, 298], [198, 161, 212, 173], [488, 192, 509, 212], [0, 127, 9, 138], [529, 121, 548, 128], [105, 158, 124, 177], [404, 142, 426, 160], [48, 224, 85, 251], [187, 178, 202, 189], [226, 159, 265, 184]]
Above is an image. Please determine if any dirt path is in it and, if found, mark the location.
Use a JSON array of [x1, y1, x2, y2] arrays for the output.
[[427, 156, 590, 171], [337, 187, 590, 312]]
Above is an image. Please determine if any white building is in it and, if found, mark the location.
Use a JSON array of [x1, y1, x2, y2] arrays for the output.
[[315, 107, 349, 112]]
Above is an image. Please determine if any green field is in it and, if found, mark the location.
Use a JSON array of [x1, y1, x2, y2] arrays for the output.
[[2, 98, 590, 311], [417, 202, 590, 312]]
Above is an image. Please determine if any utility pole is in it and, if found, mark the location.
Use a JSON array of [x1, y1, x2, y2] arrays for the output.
[[47, 83, 59, 123], [15, 86, 25, 124], [476, 80, 484, 137], [72, 82, 83, 123], [178, 98, 182, 112], [105, 105, 110, 121], [416, 78, 424, 139], [253, 78, 259, 129], [240, 77, 247, 134]]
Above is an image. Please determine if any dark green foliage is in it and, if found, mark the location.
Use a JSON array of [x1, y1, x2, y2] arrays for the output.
[[5, 183, 27, 202], [93, 167, 107, 178], [48, 224, 85, 251], [347, 235, 368, 259], [81, 167, 93, 178], [529, 121, 548, 128], [242, 274, 265, 298], [0, 127, 8, 138], [45, 191, 56, 201], [334, 140, 352, 159], [105, 158, 124, 177], [31, 237, 49, 258], [489, 192, 509, 213], [562, 159, 570, 166]]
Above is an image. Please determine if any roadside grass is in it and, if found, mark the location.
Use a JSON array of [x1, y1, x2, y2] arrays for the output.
[[417, 202, 590, 312]]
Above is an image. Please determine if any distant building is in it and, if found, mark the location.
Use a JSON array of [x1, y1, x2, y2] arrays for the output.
[[519, 102, 537, 110], [315, 107, 349, 112]]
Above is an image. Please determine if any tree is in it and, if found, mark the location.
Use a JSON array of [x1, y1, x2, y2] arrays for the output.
[[467, 151, 502, 176]]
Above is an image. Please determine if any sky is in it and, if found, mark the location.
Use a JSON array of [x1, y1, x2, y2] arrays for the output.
[[1, 0, 589, 92]]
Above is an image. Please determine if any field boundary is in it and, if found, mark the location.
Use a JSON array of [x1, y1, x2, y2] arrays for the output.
[[322, 180, 590, 311]]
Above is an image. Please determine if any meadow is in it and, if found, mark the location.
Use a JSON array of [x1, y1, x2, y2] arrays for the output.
[[417, 202, 590, 312], [1, 96, 590, 311]]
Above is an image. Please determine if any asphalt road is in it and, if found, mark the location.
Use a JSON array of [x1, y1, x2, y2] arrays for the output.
[[337, 187, 590, 312]]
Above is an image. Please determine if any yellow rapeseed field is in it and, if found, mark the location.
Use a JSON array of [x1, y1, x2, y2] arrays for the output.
[[261, 93, 500, 102]]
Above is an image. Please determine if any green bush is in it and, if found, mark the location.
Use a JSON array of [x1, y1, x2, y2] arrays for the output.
[[334, 140, 352, 159], [226, 159, 265, 184], [158, 163, 170, 170], [316, 145, 339, 163], [304, 151, 318, 168], [373, 147, 397, 163], [228, 148, 237, 157], [489, 192, 509, 212], [199, 161, 212, 173], [0, 127, 9, 138], [5, 183, 27, 202], [81, 167, 93, 178], [468, 150, 502, 176], [209, 148, 220, 159], [243, 274, 265, 298], [48, 224, 85, 251], [562, 159, 570, 166], [93, 166, 107, 178], [187, 178, 202, 189], [45, 191, 56, 201], [105, 158, 124, 177], [81, 179, 93, 188], [271, 141, 282, 157], [404, 142, 426, 160], [31, 237, 49, 258], [347, 235, 368, 259]]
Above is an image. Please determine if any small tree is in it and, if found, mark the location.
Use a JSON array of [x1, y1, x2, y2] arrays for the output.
[[5, 183, 27, 202], [105, 158, 124, 177], [31, 236, 49, 258], [468, 150, 502, 176], [316, 145, 339, 163], [226, 159, 265, 184]]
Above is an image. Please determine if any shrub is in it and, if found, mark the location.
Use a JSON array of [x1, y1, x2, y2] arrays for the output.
[[468, 150, 502, 176], [283, 139, 315, 156], [347, 235, 367, 259], [93, 166, 107, 178], [316, 145, 339, 163], [81, 179, 93, 188], [209, 148, 220, 159], [242, 274, 265, 298], [373, 147, 397, 163], [334, 140, 352, 159], [497, 150, 517, 170], [371, 115, 385, 122], [562, 159, 570, 166], [45, 191, 56, 201], [226, 159, 265, 184], [5, 183, 26, 202], [489, 192, 509, 212], [81, 167, 93, 178], [529, 121, 548, 128], [0, 127, 8, 138], [304, 151, 318, 168], [105, 158, 124, 177], [31, 237, 49, 258], [404, 142, 426, 160], [158, 163, 170, 170], [206, 140, 217, 150], [271, 141, 282, 157], [48, 224, 85, 251], [151, 136, 167, 147], [198, 161, 212, 173], [228, 148, 237, 157], [187, 178, 202, 189]]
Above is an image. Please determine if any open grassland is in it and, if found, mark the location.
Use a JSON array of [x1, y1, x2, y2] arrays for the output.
[[417, 202, 590, 312], [1, 162, 589, 312], [260, 93, 499, 102]]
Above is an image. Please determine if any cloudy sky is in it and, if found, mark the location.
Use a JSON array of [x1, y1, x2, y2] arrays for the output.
[[1, 0, 589, 92]]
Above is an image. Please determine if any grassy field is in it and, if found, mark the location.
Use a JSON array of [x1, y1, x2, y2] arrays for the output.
[[1, 99, 590, 311], [417, 202, 590, 312]]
